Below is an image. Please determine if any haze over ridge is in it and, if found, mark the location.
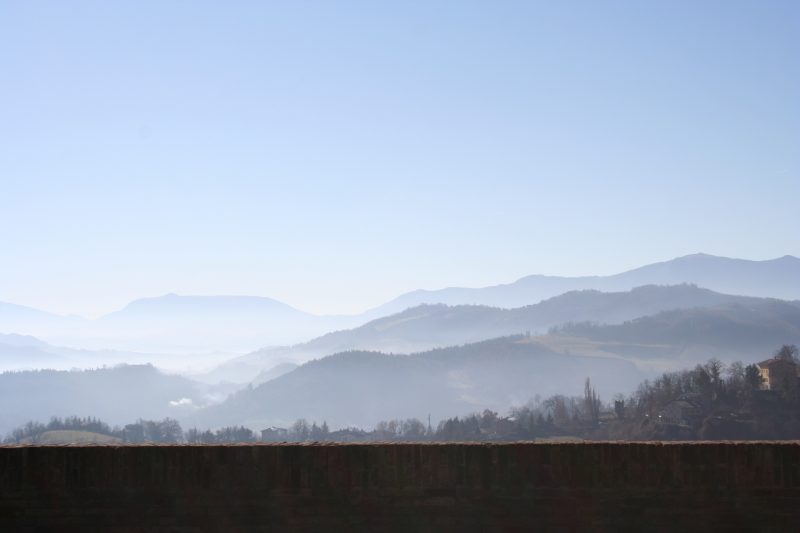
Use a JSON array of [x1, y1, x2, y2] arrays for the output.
[[3, 252, 800, 318], [1, 253, 799, 355]]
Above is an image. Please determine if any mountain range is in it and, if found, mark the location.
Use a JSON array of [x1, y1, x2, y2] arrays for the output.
[[3, 287, 799, 434], [192, 336, 644, 430], [546, 298, 800, 365], [0, 332, 231, 374], [192, 297, 800, 429], [365, 253, 800, 317], [1, 253, 799, 366], [212, 284, 787, 383], [0, 295, 363, 354]]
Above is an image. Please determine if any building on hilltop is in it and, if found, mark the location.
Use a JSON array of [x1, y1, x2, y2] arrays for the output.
[[260, 427, 288, 442], [756, 357, 799, 391]]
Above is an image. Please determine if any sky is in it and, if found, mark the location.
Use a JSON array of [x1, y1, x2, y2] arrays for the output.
[[1, 0, 798, 318]]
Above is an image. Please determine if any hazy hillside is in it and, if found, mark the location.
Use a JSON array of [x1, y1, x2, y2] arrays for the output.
[[193, 336, 643, 430], [251, 362, 299, 386], [0, 365, 206, 434], [95, 294, 363, 352], [0, 333, 70, 370], [0, 332, 230, 374], [213, 284, 768, 382], [0, 293, 364, 354], [308, 284, 761, 352], [196, 297, 800, 429], [0, 294, 365, 355], [547, 299, 800, 365], [0, 302, 87, 342], [366, 254, 800, 317], [3, 254, 798, 356]]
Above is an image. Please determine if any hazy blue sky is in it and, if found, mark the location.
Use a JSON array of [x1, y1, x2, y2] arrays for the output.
[[1, 1, 798, 317]]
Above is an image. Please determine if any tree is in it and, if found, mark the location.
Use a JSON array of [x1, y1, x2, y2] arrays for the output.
[[705, 358, 725, 389], [584, 378, 601, 424], [547, 396, 569, 427], [215, 426, 254, 443], [727, 361, 746, 387], [480, 410, 498, 429], [185, 428, 201, 443], [400, 419, 426, 439], [744, 364, 761, 392], [157, 418, 183, 443], [123, 423, 145, 443], [692, 365, 713, 398], [775, 345, 799, 363], [291, 419, 310, 441], [613, 394, 625, 420], [6, 421, 46, 443]]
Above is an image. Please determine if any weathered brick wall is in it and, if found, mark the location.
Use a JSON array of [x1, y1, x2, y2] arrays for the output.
[[1, 442, 799, 532]]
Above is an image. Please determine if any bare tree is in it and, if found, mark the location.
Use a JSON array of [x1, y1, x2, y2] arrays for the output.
[[776, 345, 799, 363], [584, 378, 600, 425]]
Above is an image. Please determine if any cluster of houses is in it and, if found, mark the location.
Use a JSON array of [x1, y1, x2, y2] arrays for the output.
[[260, 426, 368, 442], [258, 357, 800, 440]]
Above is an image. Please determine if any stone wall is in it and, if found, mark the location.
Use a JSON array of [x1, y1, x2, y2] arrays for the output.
[[1, 442, 799, 531]]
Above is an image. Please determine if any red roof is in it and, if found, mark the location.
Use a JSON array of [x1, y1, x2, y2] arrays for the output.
[[757, 357, 795, 369]]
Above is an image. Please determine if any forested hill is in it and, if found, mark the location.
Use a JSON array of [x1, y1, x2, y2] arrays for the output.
[[307, 284, 762, 352], [214, 285, 772, 382], [193, 336, 643, 430], [550, 299, 800, 359], [0, 365, 204, 434]]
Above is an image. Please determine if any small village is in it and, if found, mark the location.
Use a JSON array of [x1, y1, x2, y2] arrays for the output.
[[252, 346, 800, 443]]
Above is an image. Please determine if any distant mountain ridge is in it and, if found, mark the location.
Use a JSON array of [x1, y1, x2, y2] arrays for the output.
[[0, 302, 86, 338], [0, 333, 229, 374], [547, 299, 800, 362], [2, 253, 798, 355], [103, 294, 307, 318], [193, 336, 644, 430], [0, 294, 364, 353], [365, 254, 800, 317], [196, 298, 800, 430], [95, 294, 362, 352], [214, 284, 782, 382], [0, 333, 69, 370], [309, 284, 768, 352]]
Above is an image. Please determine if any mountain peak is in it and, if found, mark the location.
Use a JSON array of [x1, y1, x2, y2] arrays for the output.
[[680, 252, 717, 259], [366, 253, 800, 316]]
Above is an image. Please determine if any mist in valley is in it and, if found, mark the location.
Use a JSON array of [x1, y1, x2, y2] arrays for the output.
[[2, 257, 800, 439]]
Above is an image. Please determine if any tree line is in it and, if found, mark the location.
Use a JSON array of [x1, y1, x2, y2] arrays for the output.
[[6, 345, 799, 444]]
